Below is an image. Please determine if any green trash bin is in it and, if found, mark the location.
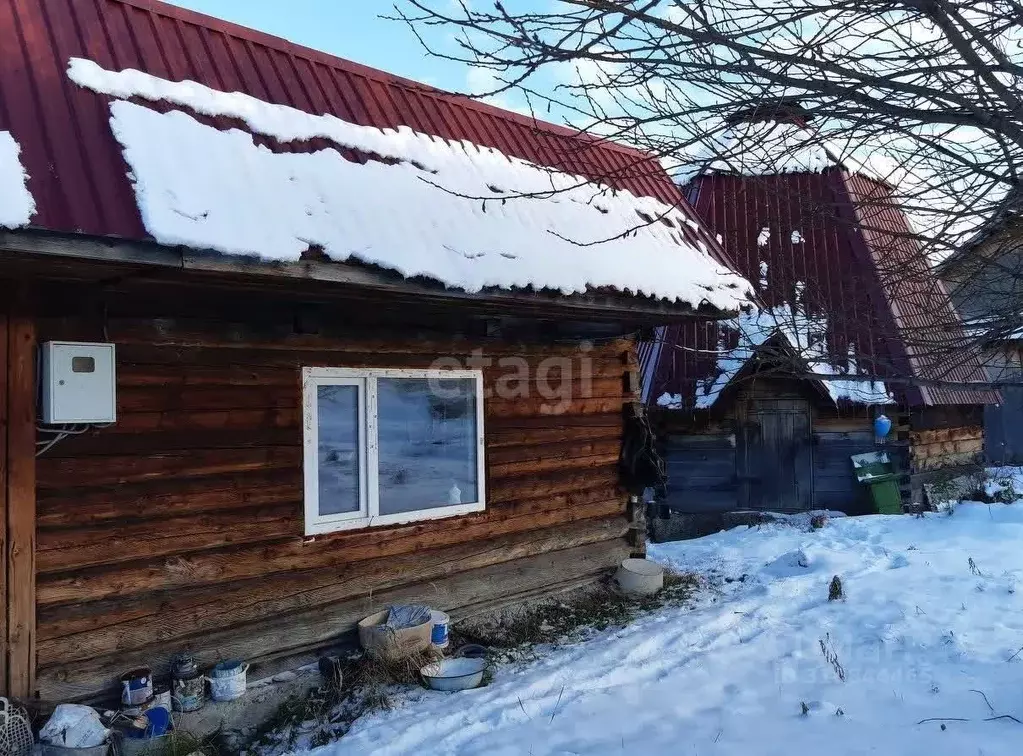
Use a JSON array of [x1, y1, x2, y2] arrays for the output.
[[851, 452, 902, 514]]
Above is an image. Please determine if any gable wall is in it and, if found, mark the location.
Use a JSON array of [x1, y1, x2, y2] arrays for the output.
[[942, 223, 1023, 325], [940, 227, 1023, 465]]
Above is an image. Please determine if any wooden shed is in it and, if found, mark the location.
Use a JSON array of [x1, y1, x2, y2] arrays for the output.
[[0, 0, 751, 701], [640, 118, 997, 515]]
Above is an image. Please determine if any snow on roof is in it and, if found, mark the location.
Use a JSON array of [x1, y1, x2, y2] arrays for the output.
[[656, 303, 894, 409], [962, 316, 1023, 343], [0, 131, 35, 229], [69, 58, 752, 307]]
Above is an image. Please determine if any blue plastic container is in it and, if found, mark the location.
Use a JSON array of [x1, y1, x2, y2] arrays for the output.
[[430, 610, 449, 648]]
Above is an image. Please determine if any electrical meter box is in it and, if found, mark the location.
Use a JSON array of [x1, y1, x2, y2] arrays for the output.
[[41, 341, 117, 424]]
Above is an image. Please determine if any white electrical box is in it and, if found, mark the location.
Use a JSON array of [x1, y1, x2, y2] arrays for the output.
[[41, 341, 117, 424]]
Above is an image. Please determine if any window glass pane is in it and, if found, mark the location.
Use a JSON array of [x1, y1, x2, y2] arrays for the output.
[[377, 377, 479, 515], [317, 384, 361, 515]]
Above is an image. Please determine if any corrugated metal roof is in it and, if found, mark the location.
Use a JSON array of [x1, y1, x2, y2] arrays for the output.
[[843, 173, 997, 405], [642, 167, 998, 407], [0, 0, 732, 285]]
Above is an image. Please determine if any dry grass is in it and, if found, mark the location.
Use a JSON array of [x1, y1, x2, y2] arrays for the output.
[[828, 575, 845, 601], [452, 569, 700, 652], [347, 647, 443, 688], [241, 647, 444, 755]]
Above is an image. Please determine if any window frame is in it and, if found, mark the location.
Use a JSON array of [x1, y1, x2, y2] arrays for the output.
[[302, 366, 487, 535]]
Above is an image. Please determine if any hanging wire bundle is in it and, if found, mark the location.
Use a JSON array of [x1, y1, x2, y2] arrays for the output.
[[36, 423, 92, 457], [36, 422, 114, 457]]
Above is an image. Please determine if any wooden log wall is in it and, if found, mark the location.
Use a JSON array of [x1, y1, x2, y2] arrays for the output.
[[909, 426, 985, 472], [908, 405, 985, 473], [33, 309, 632, 701]]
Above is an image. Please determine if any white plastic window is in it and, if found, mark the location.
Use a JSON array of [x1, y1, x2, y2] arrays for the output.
[[302, 367, 486, 534]]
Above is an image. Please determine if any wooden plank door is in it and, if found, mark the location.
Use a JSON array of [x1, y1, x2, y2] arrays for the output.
[[740, 399, 813, 511]]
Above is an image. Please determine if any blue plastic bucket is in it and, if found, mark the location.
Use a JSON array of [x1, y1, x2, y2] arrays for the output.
[[430, 610, 449, 648]]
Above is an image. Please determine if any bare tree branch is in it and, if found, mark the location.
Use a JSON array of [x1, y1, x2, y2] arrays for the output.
[[395, 0, 1023, 397]]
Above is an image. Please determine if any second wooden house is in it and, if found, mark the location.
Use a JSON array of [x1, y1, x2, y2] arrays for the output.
[[641, 114, 997, 515]]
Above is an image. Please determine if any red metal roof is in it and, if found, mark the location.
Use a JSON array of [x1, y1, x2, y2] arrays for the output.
[[842, 173, 995, 405], [643, 168, 998, 407], [0, 0, 729, 273]]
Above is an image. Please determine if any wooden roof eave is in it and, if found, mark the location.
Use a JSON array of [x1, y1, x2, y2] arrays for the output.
[[0, 229, 737, 326]]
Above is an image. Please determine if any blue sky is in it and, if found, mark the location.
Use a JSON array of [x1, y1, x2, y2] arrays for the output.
[[167, 1, 491, 92], [164, 1, 591, 127]]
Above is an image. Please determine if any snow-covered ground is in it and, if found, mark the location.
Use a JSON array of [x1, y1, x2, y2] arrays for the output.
[[312, 504, 1023, 755]]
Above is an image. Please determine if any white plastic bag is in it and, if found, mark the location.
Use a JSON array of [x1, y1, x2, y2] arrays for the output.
[[39, 704, 109, 748]]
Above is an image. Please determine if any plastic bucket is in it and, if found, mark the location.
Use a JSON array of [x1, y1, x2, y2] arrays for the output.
[[208, 661, 248, 702], [615, 558, 665, 597], [430, 610, 450, 649], [120, 667, 153, 707]]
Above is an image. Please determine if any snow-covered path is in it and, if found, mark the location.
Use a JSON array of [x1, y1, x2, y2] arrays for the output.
[[314, 506, 1023, 755]]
